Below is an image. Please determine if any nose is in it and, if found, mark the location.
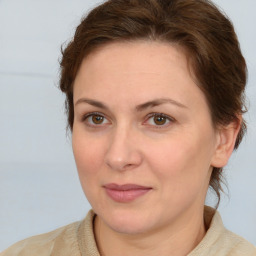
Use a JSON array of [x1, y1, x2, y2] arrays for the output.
[[104, 126, 143, 172]]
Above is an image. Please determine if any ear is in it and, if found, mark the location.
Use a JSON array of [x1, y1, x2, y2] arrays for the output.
[[211, 116, 242, 168]]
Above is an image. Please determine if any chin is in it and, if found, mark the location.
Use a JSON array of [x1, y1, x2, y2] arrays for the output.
[[97, 207, 158, 235], [108, 218, 150, 235]]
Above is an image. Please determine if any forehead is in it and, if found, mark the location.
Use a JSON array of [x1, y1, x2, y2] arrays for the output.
[[73, 41, 207, 111], [77, 41, 190, 79]]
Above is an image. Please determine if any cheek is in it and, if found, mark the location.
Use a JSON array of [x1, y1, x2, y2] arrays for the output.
[[145, 130, 214, 195], [146, 135, 201, 175], [72, 130, 108, 209], [72, 130, 106, 179]]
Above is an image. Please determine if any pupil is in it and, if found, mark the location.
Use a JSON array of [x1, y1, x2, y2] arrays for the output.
[[93, 115, 103, 124], [154, 116, 166, 125]]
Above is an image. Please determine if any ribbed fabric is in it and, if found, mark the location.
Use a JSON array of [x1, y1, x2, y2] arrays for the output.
[[78, 211, 100, 256], [1, 207, 255, 256], [188, 206, 256, 255]]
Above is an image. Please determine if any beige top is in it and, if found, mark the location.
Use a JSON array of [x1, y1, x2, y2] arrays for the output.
[[1, 206, 255, 256]]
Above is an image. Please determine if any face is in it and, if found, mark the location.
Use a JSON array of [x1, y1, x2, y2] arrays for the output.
[[72, 41, 219, 235]]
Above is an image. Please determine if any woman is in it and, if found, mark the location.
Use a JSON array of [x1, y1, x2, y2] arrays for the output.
[[1, 0, 255, 255]]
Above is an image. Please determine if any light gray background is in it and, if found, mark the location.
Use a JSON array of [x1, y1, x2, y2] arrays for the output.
[[0, 0, 255, 251]]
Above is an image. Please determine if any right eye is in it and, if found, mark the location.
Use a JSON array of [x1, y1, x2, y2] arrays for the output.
[[82, 112, 110, 127]]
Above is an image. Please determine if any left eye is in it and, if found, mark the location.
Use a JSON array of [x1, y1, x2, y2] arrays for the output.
[[90, 114, 105, 124], [83, 113, 110, 126], [146, 113, 173, 126]]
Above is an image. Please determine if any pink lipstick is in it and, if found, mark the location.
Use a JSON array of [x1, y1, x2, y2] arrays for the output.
[[103, 183, 152, 203]]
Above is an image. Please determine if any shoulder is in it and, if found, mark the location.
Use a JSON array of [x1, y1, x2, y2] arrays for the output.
[[190, 206, 256, 256], [0, 221, 82, 256], [212, 208, 256, 255], [218, 228, 256, 256]]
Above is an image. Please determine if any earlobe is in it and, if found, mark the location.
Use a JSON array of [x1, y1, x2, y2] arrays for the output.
[[211, 117, 242, 168]]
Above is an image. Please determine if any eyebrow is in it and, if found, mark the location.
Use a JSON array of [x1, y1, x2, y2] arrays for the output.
[[75, 98, 188, 111], [75, 98, 109, 109], [135, 98, 188, 111]]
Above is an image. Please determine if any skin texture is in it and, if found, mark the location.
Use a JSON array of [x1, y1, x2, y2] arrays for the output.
[[72, 41, 240, 256]]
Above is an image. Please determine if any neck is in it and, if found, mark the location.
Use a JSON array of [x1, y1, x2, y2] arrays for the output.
[[94, 206, 206, 256]]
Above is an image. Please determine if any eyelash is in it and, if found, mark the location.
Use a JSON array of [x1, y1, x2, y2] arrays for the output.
[[81, 112, 175, 129]]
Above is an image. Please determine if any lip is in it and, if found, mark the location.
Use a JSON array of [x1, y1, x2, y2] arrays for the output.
[[103, 183, 152, 203]]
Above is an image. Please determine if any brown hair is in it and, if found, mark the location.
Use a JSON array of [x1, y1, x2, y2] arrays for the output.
[[59, 0, 247, 207]]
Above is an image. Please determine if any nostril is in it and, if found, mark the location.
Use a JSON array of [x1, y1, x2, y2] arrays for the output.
[[123, 164, 133, 170]]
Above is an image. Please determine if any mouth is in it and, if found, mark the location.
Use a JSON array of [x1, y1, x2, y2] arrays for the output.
[[103, 183, 152, 203]]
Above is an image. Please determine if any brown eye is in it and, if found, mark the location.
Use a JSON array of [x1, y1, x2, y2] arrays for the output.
[[153, 115, 167, 125], [83, 113, 110, 128], [92, 115, 104, 124], [145, 113, 173, 128]]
